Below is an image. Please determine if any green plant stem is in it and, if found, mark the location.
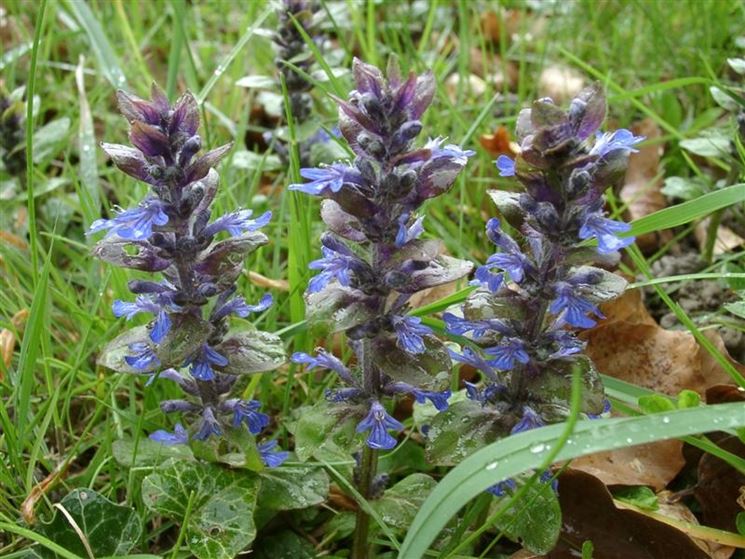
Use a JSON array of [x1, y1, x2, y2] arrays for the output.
[[703, 207, 724, 264], [352, 444, 379, 559]]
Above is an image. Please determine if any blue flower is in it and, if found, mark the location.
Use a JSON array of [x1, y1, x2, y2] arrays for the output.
[[395, 213, 425, 248], [149, 423, 189, 445], [547, 330, 585, 359], [485, 252, 531, 283], [549, 283, 604, 328], [113, 296, 172, 343], [88, 198, 168, 240], [443, 312, 511, 339], [194, 407, 223, 440], [470, 265, 503, 292], [450, 347, 500, 381], [204, 209, 271, 237], [485, 338, 530, 370], [579, 212, 634, 254], [258, 440, 289, 468], [357, 401, 404, 450], [426, 138, 475, 163], [288, 164, 361, 196], [230, 399, 270, 434], [291, 350, 356, 385], [412, 389, 450, 411], [495, 155, 516, 177], [487, 478, 517, 497], [212, 293, 273, 321], [189, 344, 229, 381], [391, 315, 432, 354], [510, 406, 544, 435], [124, 342, 160, 371], [307, 246, 361, 293], [589, 129, 644, 158]]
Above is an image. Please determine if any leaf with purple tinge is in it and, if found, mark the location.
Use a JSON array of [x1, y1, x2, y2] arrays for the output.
[[215, 330, 286, 375]]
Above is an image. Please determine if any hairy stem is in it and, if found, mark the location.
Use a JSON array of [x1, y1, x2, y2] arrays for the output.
[[352, 443, 378, 559]]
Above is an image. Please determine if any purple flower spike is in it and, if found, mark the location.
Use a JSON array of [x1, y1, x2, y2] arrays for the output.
[[149, 423, 189, 446], [88, 198, 168, 240], [258, 440, 289, 468], [579, 212, 634, 254], [496, 155, 516, 177], [356, 401, 404, 450], [550, 283, 605, 329], [391, 315, 431, 354]]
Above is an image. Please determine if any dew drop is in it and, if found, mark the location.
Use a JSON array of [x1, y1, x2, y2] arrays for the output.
[[530, 443, 546, 454], [626, 437, 633, 444], [661, 416, 670, 424], [486, 461, 498, 471]]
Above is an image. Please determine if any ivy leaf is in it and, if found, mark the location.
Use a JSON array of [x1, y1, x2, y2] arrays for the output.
[[679, 129, 732, 157], [33, 489, 142, 558], [373, 474, 437, 532], [258, 465, 329, 512], [141, 459, 260, 559], [490, 477, 561, 554], [215, 329, 286, 375]]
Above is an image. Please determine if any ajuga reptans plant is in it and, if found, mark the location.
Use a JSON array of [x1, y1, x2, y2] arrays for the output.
[[0, 87, 26, 179], [290, 58, 473, 557], [431, 84, 641, 492], [90, 84, 287, 468], [271, 0, 324, 166]]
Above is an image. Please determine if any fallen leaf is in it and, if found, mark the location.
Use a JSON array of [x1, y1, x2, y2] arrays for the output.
[[547, 469, 715, 558], [620, 119, 672, 253], [246, 270, 289, 291], [479, 9, 521, 45], [0, 230, 27, 250], [479, 125, 518, 158], [694, 218, 745, 256], [571, 439, 685, 491], [0, 308, 29, 375], [20, 459, 72, 525], [695, 435, 745, 534], [537, 65, 585, 106]]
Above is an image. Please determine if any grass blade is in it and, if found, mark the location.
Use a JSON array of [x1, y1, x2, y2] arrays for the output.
[[398, 402, 745, 558]]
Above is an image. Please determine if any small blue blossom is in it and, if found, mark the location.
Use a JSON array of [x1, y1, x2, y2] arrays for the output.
[[510, 406, 544, 435], [288, 164, 361, 196], [426, 138, 476, 163], [356, 401, 404, 450], [258, 440, 289, 468], [485, 338, 530, 370], [308, 246, 359, 293], [579, 212, 634, 254], [194, 407, 223, 440], [412, 389, 450, 411], [291, 349, 356, 385], [112, 295, 173, 343], [189, 344, 229, 381], [589, 129, 644, 158], [124, 342, 160, 371], [450, 347, 500, 381], [230, 399, 270, 434], [487, 478, 517, 497], [149, 423, 189, 445], [213, 293, 273, 321], [549, 283, 605, 328], [470, 265, 503, 292], [443, 312, 511, 338], [495, 155, 516, 177], [485, 252, 531, 283], [204, 209, 271, 237], [391, 315, 432, 354], [88, 198, 168, 240], [395, 213, 425, 248]]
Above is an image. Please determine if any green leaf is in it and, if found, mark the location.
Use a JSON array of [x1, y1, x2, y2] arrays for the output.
[[252, 531, 317, 559], [305, 286, 378, 335], [581, 540, 595, 559], [112, 437, 194, 467], [371, 336, 451, 390], [661, 176, 708, 200], [292, 401, 360, 462], [736, 512, 745, 536], [491, 477, 561, 554], [677, 390, 701, 409], [724, 301, 745, 320], [141, 459, 260, 559], [679, 129, 732, 157], [32, 118, 71, 165], [613, 486, 659, 511], [235, 75, 276, 89], [573, 266, 627, 304], [373, 474, 437, 532], [638, 394, 676, 414], [398, 402, 745, 558], [464, 287, 525, 322], [231, 149, 283, 172], [33, 489, 141, 558], [710, 86, 740, 111], [216, 329, 286, 375], [258, 465, 329, 511], [525, 356, 606, 419], [425, 400, 510, 465], [728, 58, 745, 75]]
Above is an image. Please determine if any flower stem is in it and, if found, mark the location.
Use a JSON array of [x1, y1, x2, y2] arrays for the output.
[[352, 444, 378, 559]]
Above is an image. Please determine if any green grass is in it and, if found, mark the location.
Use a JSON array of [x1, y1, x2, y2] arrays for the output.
[[2, 0, 745, 557]]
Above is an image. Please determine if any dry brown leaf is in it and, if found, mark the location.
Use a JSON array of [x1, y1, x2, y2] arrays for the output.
[[479, 125, 518, 158], [547, 469, 713, 558], [620, 118, 671, 253], [537, 65, 585, 105], [0, 230, 28, 250], [694, 218, 745, 256], [696, 435, 745, 534], [479, 9, 521, 45], [246, 270, 289, 291], [0, 308, 29, 376], [21, 459, 71, 525], [571, 439, 685, 491]]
